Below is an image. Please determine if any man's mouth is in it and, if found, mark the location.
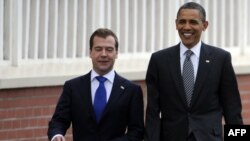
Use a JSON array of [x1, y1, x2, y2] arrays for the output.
[[183, 33, 192, 37]]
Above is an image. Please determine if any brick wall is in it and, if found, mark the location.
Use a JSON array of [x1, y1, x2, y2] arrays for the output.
[[0, 74, 249, 141], [238, 75, 250, 124], [0, 87, 62, 141]]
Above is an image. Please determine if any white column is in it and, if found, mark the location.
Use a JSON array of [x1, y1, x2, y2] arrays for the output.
[[48, 0, 58, 59], [26, 0, 39, 60], [67, 0, 78, 58], [132, 0, 138, 53], [0, 0, 3, 61], [12, 0, 23, 66], [38, 0, 49, 59]]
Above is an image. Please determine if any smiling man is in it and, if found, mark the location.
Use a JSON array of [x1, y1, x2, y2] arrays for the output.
[[145, 2, 243, 141], [48, 28, 144, 141]]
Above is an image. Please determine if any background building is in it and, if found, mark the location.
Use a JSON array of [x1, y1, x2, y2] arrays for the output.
[[0, 0, 250, 140]]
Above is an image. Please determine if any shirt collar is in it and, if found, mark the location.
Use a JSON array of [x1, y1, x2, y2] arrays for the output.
[[180, 41, 201, 58], [91, 70, 115, 83]]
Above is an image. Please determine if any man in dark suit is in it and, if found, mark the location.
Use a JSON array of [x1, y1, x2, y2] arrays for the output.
[[48, 28, 144, 141], [145, 2, 243, 141]]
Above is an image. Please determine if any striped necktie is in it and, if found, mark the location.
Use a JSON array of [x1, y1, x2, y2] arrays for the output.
[[183, 50, 194, 106]]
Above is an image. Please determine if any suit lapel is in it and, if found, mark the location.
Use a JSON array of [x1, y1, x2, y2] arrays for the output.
[[99, 73, 125, 123], [78, 72, 97, 121], [169, 45, 188, 108], [190, 43, 212, 107]]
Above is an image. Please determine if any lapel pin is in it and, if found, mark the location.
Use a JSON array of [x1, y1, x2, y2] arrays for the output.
[[205, 60, 210, 63], [120, 86, 125, 90]]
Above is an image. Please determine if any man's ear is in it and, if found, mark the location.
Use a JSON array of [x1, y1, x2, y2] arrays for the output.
[[203, 21, 208, 31]]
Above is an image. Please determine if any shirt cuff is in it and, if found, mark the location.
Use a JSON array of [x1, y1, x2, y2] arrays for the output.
[[51, 134, 64, 141]]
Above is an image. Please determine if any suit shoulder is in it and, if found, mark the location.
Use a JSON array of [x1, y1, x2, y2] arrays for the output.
[[116, 73, 141, 88], [64, 73, 89, 85], [204, 44, 230, 55]]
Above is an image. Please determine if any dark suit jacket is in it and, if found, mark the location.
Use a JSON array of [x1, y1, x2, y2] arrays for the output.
[[145, 43, 243, 141], [48, 72, 144, 141]]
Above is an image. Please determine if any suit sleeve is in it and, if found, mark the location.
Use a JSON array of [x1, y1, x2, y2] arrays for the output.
[[219, 52, 243, 124], [47, 81, 72, 140], [144, 54, 161, 141]]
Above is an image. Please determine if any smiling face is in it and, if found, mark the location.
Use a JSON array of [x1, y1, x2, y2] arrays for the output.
[[90, 35, 118, 75], [176, 9, 208, 48]]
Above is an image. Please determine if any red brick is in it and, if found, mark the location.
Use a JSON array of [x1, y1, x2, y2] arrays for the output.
[[0, 130, 8, 140], [0, 74, 249, 140]]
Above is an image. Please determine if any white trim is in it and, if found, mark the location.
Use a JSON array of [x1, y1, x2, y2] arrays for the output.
[[0, 55, 249, 89]]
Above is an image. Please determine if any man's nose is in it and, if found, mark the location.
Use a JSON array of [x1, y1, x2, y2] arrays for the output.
[[101, 49, 107, 56], [183, 23, 192, 29]]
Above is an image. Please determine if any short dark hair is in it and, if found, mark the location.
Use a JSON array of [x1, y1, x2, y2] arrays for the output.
[[177, 2, 206, 22], [89, 28, 119, 50]]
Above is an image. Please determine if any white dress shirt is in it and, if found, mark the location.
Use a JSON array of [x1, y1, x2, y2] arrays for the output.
[[180, 41, 201, 81], [91, 70, 115, 103]]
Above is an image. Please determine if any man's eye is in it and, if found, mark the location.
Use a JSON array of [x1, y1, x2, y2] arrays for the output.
[[190, 20, 199, 24], [178, 20, 186, 24], [94, 47, 102, 51], [106, 47, 114, 52]]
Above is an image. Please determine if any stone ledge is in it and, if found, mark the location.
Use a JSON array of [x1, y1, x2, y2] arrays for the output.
[[0, 55, 249, 89], [0, 56, 149, 89]]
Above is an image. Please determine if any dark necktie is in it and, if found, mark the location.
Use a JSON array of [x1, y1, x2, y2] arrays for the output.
[[183, 50, 194, 106], [94, 76, 107, 122]]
